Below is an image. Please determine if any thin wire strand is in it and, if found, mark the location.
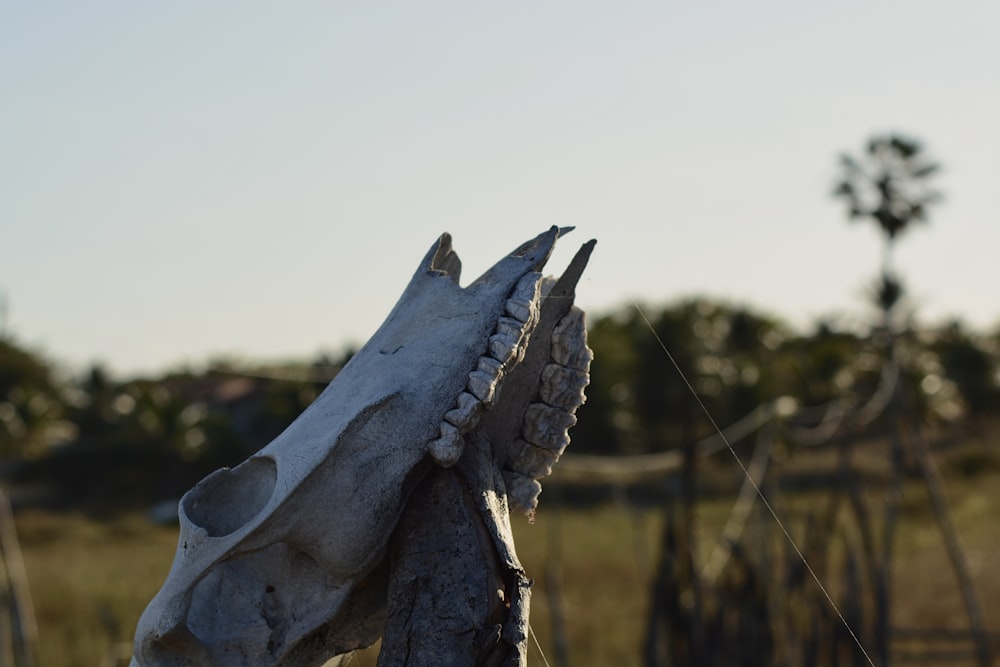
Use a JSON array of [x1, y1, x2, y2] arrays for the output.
[[631, 302, 878, 667], [528, 622, 553, 667]]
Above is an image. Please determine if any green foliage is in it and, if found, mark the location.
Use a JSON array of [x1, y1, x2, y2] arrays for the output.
[[577, 300, 801, 456], [0, 339, 66, 459], [834, 132, 942, 330], [931, 322, 1000, 420], [2, 296, 999, 511], [776, 322, 873, 406], [834, 133, 942, 243], [12, 362, 333, 510]]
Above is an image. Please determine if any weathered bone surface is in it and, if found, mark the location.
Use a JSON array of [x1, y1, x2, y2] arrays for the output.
[[131, 228, 594, 667]]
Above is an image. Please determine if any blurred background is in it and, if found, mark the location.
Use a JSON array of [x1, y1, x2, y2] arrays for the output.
[[2, 2, 998, 665]]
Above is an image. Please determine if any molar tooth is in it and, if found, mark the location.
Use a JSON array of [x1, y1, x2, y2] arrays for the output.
[[467, 357, 504, 405], [488, 332, 520, 366], [467, 370, 498, 404], [504, 298, 535, 324], [505, 272, 541, 324], [495, 316, 526, 340], [507, 438, 559, 480], [492, 317, 531, 365], [443, 392, 483, 432], [511, 271, 542, 303], [551, 307, 593, 371], [477, 355, 503, 377], [539, 363, 590, 411], [539, 275, 558, 297], [504, 471, 542, 517], [428, 422, 464, 467], [522, 403, 576, 452]]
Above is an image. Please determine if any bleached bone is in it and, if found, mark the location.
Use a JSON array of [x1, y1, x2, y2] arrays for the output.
[[131, 228, 594, 667]]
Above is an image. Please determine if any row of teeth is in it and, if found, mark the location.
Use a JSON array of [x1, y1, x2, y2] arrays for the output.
[[505, 306, 593, 516], [427, 272, 543, 468]]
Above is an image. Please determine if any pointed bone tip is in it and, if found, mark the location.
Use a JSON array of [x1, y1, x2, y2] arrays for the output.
[[545, 237, 597, 300], [435, 232, 453, 259], [575, 238, 597, 261], [426, 232, 462, 282], [510, 227, 560, 265], [469, 227, 571, 290], [575, 238, 597, 269]]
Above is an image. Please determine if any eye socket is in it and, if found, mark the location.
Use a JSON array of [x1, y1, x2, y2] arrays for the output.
[[182, 457, 278, 537]]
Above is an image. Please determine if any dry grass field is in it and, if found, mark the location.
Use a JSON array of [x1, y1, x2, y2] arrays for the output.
[[12, 442, 1000, 666]]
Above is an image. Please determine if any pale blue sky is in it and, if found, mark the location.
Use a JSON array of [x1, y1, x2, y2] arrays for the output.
[[3, 1, 998, 375]]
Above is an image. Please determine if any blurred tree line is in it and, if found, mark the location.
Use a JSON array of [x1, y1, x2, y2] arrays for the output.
[[0, 342, 348, 511], [573, 302, 999, 456], [0, 301, 997, 512]]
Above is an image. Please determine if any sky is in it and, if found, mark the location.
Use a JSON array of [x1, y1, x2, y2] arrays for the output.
[[3, 1, 999, 377]]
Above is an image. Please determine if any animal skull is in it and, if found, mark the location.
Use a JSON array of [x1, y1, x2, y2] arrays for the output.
[[131, 227, 594, 666]]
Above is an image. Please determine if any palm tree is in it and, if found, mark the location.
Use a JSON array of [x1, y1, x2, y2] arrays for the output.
[[834, 133, 941, 280], [835, 136, 991, 667], [833, 134, 943, 666]]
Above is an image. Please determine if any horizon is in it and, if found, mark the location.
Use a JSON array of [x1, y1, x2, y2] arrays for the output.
[[1, 286, 991, 382], [4, 2, 999, 376]]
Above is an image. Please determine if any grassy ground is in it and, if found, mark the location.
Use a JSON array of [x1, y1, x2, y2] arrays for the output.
[[13, 510, 177, 667], [12, 443, 1000, 666]]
